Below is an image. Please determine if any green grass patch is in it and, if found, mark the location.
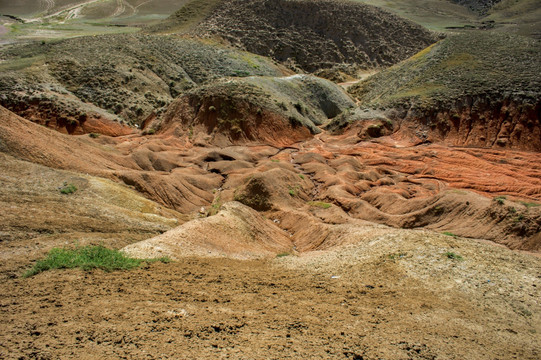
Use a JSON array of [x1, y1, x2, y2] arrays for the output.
[[60, 184, 77, 195], [445, 251, 463, 261], [308, 201, 332, 209], [0, 55, 46, 72], [520, 201, 540, 208], [23, 245, 170, 278], [442, 231, 457, 237], [208, 194, 222, 216], [276, 252, 291, 258]]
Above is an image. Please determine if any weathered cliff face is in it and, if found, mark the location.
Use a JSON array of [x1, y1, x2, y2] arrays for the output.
[[393, 97, 541, 151]]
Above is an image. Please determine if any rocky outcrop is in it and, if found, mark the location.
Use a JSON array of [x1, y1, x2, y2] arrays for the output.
[[389, 97, 541, 151]]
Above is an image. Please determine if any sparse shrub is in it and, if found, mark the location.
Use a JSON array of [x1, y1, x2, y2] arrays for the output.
[[293, 102, 304, 114], [445, 251, 463, 261], [208, 105, 216, 112], [23, 245, 170, 278], [442, 231, 457, 237], [493, 196, 506, 205], [270, 159, 280, 163], [299, 174, 305, 180], [89, 133, 100, 138], [234, 178, 272, 211], [231, 124, 243, 134], [143, 129, 156, 135], [288, 116, 301, 128], [276, 252, 291, 258], [60, 184, 77, 195], [388, 252, 407, 260], [208, 195, 222, 216], [288, 189, 296, 197], [383, 119, 393, 128]]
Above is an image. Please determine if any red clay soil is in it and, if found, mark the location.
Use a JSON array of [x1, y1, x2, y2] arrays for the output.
[[158, 95, 313, 147], [1, 104, 540, 251]]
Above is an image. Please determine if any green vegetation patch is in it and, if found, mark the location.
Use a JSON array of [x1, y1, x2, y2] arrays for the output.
[[493, 196, 506, 205], [308, 201, 332, 209], [23, 245, 170, 278], [520, 201, 540, 208], [60, 183, 77, 194], [276, 252, 291, 258], [388, 252, 407, 260]]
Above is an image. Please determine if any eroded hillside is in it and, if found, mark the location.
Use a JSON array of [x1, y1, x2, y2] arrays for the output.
[[1, 0, 540, 359], [346, 32, 541, 150]]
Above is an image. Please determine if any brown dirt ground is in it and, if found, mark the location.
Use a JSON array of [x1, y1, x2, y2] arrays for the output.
[[1, 234, 540, 359]]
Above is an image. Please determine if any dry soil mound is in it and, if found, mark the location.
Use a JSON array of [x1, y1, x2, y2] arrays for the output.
[[122, 201, 293, 259]]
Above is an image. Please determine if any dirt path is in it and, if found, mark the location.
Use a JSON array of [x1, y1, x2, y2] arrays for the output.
[[338, 70, 378, 90], [41, 0, 55, 13], [112, 0, 126, 17]]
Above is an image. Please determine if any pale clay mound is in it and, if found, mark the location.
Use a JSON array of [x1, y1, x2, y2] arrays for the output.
[[122, 202, 293, 259]]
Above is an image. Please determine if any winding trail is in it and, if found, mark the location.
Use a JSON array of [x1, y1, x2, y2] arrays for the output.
[[41, 0, 55, 13], [112, 0, 126, 17]]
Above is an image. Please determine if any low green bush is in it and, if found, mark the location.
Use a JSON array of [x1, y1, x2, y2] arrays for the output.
[[60, 184, 77, 195]]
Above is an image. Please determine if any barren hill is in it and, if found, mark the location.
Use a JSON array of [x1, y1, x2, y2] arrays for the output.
[[156, 0, 439, 73]]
